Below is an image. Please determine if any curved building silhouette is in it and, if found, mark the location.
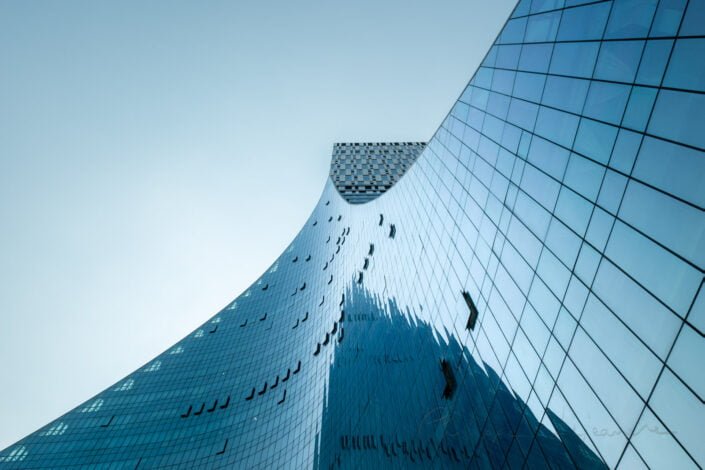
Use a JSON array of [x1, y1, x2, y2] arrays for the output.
[[3, 0, 704, 468]]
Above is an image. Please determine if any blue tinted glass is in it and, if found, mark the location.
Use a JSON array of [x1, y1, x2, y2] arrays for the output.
[[663, 38, 705, 92], [500, 17, 528, 43], [648, 89, 705, 150], [667, 325, 705, 399], [513, 0, 531, 17], [583, 81, 630, 125], [549, 42, 600, 78], [541, 76, 589, 114], [557, 2, 611, 40], [535, 106, 580, 148], [518, 43, 554, 72], [491, 69, 516, 94], [604, 0, 659, 39], [633, 137, 705, 208], [527, 136, 570, 180], [606, 221, 701, 315], [596, 169, 627, 214], [525, 10, 562, 42], [648, 370, 703, 467], [594, 40, 645, 83], [623, 86, 657, 131], [564, 153, 605, 201], [555, 187, 592, 235], [619, 181, 705, 268], [508, 98, 539, 130], [680, 0, 705, 36], [574, 118, 618, 164], [636, 39, 673, 86], [531, 0, 565, 14], [514, 72, 546, 102], [586, 207, 615, 251], [649, 0, 687, 36], [580, 293, 661, 398], [593, 259, 680, 359], [496, 44, 522, 69], [609, 128, 642, 173]]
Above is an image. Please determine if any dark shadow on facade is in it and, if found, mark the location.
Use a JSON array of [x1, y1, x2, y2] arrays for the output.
[[315, 282, 607, 469]]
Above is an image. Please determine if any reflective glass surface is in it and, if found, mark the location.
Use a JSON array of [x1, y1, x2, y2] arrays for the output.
[[2, 0, 704, 468]]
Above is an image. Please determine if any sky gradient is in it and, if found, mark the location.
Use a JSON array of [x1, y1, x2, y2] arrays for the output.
[[0, 0, 515, 449]]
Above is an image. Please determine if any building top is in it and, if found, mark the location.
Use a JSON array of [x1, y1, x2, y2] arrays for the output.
[[329, 141, 426, 204]]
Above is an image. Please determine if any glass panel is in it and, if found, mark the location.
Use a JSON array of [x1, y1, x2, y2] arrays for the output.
[[679, 0, 705, 36], [606, 221, 701, 316], [541, 76, 589, 114], [649, 0, 687, 37], [513, 71, 546, 103], [622, 86, 657, 131], [525, 10, 562, 42], [518, 43, 554, 73], [592, 259, 680, 359], [649, 370, 705, 466], [609, 128, 641, 174], [619, 180, 705, 268], [581, 294, 661, 398], [527, 136, 570, 180], [604, 0, 659, 39], [636, 39, 673, 86], [564, 152, 605, 201], [648, 90, 705, 150], [557, 2, 611, 40], [594, 40, 645, 83], [667, 325, 705, 400], [583, 81, 631, 125], [573, 118, 618, 164], [549, 41, 600, 78], [663, 38, 705, 92], [534, 106, 579, 148]]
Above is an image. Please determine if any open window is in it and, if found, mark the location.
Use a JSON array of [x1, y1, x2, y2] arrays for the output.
[[216, 439, 228, 456], [99, 415, 115, 428], [462, 291, 479, 331], [220, 396, 230, 409], [440, 359, 457, 399]]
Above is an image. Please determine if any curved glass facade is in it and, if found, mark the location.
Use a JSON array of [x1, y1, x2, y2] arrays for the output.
[[2, 0, 704, 468]]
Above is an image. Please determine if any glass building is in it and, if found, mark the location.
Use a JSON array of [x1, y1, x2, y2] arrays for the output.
[[2, 0, 704, 468]]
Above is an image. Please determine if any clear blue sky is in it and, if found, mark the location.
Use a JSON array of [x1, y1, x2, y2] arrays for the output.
[[0, 0, 514, 449]]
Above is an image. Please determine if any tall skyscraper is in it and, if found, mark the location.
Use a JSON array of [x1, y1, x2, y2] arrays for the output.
[[2, 0, 704, 468]]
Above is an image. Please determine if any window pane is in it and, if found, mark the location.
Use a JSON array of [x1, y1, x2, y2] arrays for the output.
[[549, 42, 600, 78], [648, 90, 705, 150], [632, 137, 705, 208], [557, 2, 611, 40], [604, 0, 658, 39], [595, 40, 645, 83], [663, 39, 705, 92]]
